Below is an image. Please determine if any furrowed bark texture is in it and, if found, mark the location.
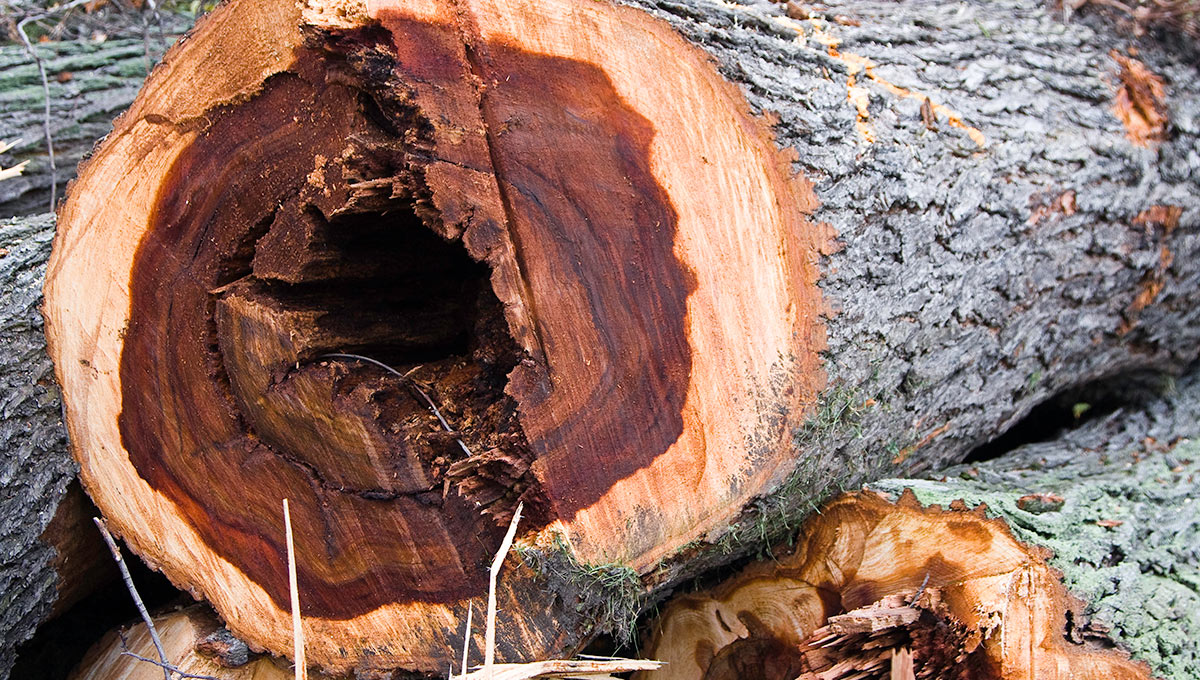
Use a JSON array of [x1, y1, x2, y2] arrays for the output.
[[40, 0, 1200, 674], [873, 369, 1200, 680], [0, 214, 73, 680], [0, 35, 183, 216], [621, 0, 1200, 546], [644, 366, 1200, 680]]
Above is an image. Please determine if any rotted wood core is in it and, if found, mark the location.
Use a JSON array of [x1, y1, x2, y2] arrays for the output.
[[112, 2, 705, 624], [48, 0, 825, 668], [118, 39, 559, 618], [640, 491, 1149, 680]]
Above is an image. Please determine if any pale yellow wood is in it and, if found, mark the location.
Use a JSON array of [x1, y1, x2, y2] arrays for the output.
[[640, 492, 1149, 680]]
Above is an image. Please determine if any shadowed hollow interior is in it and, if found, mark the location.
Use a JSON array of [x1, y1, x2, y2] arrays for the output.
[[118, 47, 543, 620], [115, 10, 704, 643]]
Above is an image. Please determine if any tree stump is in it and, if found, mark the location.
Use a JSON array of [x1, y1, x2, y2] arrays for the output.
[[41, 0, 1200, 674]]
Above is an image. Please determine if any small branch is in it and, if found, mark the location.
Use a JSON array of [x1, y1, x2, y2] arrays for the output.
[[117, 643, 221, 680], [94, 517, 172, 680]]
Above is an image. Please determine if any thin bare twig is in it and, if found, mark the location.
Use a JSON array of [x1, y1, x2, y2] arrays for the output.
[[484, 502, 523, 680], [321, 352, 473, 458], [458, 602, 473, 680], [14, 0, 91, 212], [283, 498, 308, 680], [94, 517, 172, 680], [116, 639, 221, 680]]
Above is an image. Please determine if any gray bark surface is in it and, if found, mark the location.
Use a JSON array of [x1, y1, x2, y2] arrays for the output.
[[0, 213, 72, 680], [872, 368, 1200, 680], [0, 33, 184, 216], [616, 0, 1200, 561]]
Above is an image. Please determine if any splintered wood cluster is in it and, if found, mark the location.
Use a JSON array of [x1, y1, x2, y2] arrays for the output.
[[44, 0, 824, 673], [639, 491, 1149, 680]]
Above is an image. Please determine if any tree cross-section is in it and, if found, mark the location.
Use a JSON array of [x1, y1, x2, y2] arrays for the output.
[[43, 0, 825, 673]]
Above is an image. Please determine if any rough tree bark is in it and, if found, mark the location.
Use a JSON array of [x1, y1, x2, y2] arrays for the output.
[[0, 214, 97, 680], [39, 0, 1200, 675], [642, 368, 1200, 680]]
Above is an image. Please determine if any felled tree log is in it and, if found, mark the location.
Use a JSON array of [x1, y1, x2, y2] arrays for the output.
[[42, 0, 1200, 675], [0, 214, 117, 680], [641, 369, 1200, 680]]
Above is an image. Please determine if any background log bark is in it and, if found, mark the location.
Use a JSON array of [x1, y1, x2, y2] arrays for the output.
[[629, 0, 1200, 534], [38, 0, 1200, 674], [0, 213, 88, 680], [0, 37, 166, 216], [643, 366, 1200, 680]]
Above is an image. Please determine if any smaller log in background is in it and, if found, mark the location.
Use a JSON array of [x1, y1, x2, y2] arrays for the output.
[[642, 364, 1200, 680], [872, 372, 1200, 680], [0, 11, 193, 216]]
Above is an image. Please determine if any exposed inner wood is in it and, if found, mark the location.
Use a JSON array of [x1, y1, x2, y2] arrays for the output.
[[119, 53, 540, 618], [72, 605, 314, 680], [45, 0, 825, 670], [640, 491, 1149, 680]]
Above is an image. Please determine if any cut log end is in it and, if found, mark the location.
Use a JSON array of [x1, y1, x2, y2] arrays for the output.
[[44, 0, 826, 672], [639, 490, 1150, 680]]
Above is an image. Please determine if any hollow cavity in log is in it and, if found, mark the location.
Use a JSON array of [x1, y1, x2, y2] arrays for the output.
[[118, 45, 555, 619], [46, 0, 825, 671]]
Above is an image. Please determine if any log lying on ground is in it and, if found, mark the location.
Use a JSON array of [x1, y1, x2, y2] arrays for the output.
[[0, 214, 116, 680], [42, 0, 1200, 674], [641, 369, 1200, 680], [0, 35, 187, 216]]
